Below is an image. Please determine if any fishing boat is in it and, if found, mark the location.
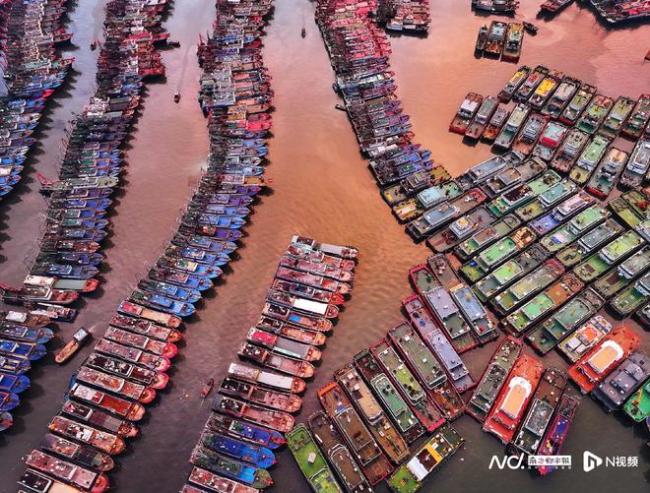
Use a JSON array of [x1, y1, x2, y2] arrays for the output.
[[449, 93, 483, 134], [550, 128, 590, 173], [75, 366, 156, 404], [307, 411, 372, 493], [568, 134, 611, 185], [266, 290, 338, 320], [274, 266, 351, 295], [475, 25, 489, 55], [514, 65, 549, 102], [610, 270, 650, 317], [541, 77, 580, 118], [484, 21, 508, 58], [25, 449, 109, 493], [457, 153, 519, 191], [502, 23, 524, 63], [68, 381, 145, 421], [494, 104, 531, 150], [55, 327, 90, 364], [483, 354, 544, 444], [271, 278, 345, 305], [504, 273, 584, 335], [287, 424, 343, 493], [592, 351, 650, 412], [205, 413, 286, 450], [247, 327, 321, 362], [455, 213, 521, 260], [498, 66, 530, 102], [190, 445, 273, 489], [623, 375, 650, 422], [220, 377, 302, 413], [335, 365, 410, 464], [256, 315, 327, 346], [475, 245, 550, 302], [393, 181, 463, 223], [238, 342, 314, 378], [526, 288, 605, 355], [620, 139, 650, 188], [353, 349, 426, 444], [279, 256, 352, 282], [40, 433, 115, 472], [318, 381, 394, 485], [532, 121, 569, 162], [187, 466, 260, 493], [19, 469, 87, 493], [212, 394, 295, 433], [117, 300, 182, 328], [261, 302, 332, 332], [536, 391, 581, 475], [84, 352, 168, 391], [511, 368, 567, 455], [467, 337, 523, 422], [609, 190, 648, 229], [575, 229, 645, 284], [95, 338, 171, 373], [228, 362, 306, 394], [460, 227, 537, 282], [515, 179, 578, 223], [104, 326, 177, 358], [621, 94, 650, 139], [60, 399, 138, 438], [492, 258, 565, 314], [370, 340, 446, 432], [599, 96, 636, 139], [539, 205, 609, 253], [557, 315, 613, 363], [200, 431, 275, 468], [559, 84, 596, 125], [402, 294, 475, 393], [557, 219, 625, 268], [528, 191, 595, 236], [512, 113, 549, 156], [387, 426, 464, 493], [465, 96, 498, 139], [568, 325, 640, 393], [410, 265, 475, 353], [577, 94, 614, 134], [482, 105, 510, 141], [1, 310, 51, 328], [388, 322, 465, 419], [291, 236, 359, 260], [427, 207, 496, 253]]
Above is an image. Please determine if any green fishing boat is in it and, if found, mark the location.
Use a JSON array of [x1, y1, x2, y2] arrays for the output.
[[455, 214, 521, 260], [393, 181, 463, 223], [382, 168, 453, 206], [556, 219, 624, 268], [514, 180, 578, 222], [492, 258, 565, 314], [623, 378, 650, 422], [526, 288, 604, 355], [573, 230, 645, 283], [461, 227, 536, 282], [568, 134, 610, 185], [576, 94, 614, 134], [504, 273, 583, 334], [610, 270, 650, 317], [487, 170, 561, 217], [287, 424, 343, 493], [599, 96, 636, 139], [540, 205, 609, 253], [387, 426, 464, 493], [592, 247, 650, 299], [609, 190, 648, 229], [474, 244, 549, 302]]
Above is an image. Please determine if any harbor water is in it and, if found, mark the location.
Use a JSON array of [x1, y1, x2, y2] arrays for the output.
[[0, 0, 649, 492]]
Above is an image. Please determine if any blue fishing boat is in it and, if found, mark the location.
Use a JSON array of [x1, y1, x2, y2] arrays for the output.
[[32, 263, 99, 280], [200, 432, 276, 468], [206, 414, 286, 450], [207, 193, 254, 207], [0, 391, 19, 412], [157, 257, 222, 279], [199, 204, 250, 216], [0, 325, 54, 344], [0, 339, 47, 361], [0, 355, 31, 374], [171, 234, 238, 254], [192, 213, 246, 230], [0, 372, 30, 394], [190, 446, 273, 488], [148, 268, 213, 291], [138, 280, 202, 303], [55, 198, 112, 210], [165, 245, 230, 266], [129, 290, 196, 317]]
